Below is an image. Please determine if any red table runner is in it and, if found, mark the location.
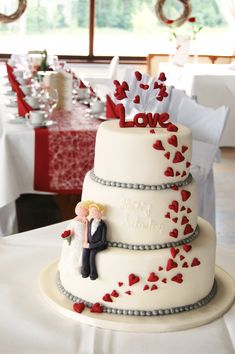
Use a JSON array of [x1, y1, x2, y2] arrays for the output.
[[34, 104, 102, 194]]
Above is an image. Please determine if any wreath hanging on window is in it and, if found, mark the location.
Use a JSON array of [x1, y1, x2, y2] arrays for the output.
[[0, 0, 27, 23], [155, 0, 192, 27]]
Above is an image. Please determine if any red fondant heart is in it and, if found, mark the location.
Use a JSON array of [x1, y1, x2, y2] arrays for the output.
[[164, 167, 174, 177], [103, 293, 112, 302], [150, 129, 155, 134], [156, 95, 163, 101], [125, 290, 131, 295], [165, 212, 171, 219], [166, 258, 178, 271], [135, 71, 142, 81], [183, 244, 192, 252], [153, 140, 165, 151], [186, 161, 191, 168], [181, 206, 186, 211], [170, 229, 178, 240], [169, 200, 179, 213], [118, 282, 123, 287], [167, 123, 178, 132], [182, 145, 188, 153], [129, 273, 140, 286], [181, 190, 191, 202], [111, 290, 119, 298], [143, 285, 149, 291], [182, 262, 189, 268], [140, 83, 149, 90], [148, 272, 159, 282], [187, 208, 192, 214], [168, 135, 178, 147], [162, 278, 167, 283], [158, 266, 163, 271], [181, 171, 187, 177], [171, 273, 183, 283], [170, 247, 180, 258], [73, 302, 85, 313], [171, 185, 179, 191], [172, 217, 178, 224], [151, 284, 158, 291], [191, 258, 201, 267], [164, 152, 170, 160], [121, 81, 129, 90], [158, 72, 167, 81], [173, 151, 185, 163], [154, 81, 163, 89], [90, 302, 103, 313], [184, 224, 193, 235], [180, 255, 185, 261], [181, 216, 189, 225], [133, 95, 140, 104], [176, 171, 180, 176]]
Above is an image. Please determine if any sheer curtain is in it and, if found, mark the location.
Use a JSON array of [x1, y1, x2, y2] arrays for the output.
[[217, 0, 235, 53]]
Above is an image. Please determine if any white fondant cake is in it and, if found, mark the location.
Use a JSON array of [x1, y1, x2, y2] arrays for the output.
[[58, 119, 217, 317]]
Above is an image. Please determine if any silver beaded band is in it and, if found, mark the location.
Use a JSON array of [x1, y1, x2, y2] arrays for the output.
[[107, 225, 199, 250], [56, 272, 217, 317], [90, 169, 192, 191]]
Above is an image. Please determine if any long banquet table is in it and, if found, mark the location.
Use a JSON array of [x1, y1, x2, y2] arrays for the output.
[[0, 220, 234, 354], [158, 63, 235, 147], [0, 64, 101, 236]]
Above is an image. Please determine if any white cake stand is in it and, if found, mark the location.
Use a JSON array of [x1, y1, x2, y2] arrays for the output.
[[39, 260, 235, 333]]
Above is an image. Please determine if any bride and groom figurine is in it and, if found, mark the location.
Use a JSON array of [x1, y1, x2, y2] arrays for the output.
[[60, 201, 107, 280]]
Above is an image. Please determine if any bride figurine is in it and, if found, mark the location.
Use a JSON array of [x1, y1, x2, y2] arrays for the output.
[[59, 201, 90, 273]]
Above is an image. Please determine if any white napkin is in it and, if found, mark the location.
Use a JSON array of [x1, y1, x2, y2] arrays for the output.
[[111, 68, 172, 117]]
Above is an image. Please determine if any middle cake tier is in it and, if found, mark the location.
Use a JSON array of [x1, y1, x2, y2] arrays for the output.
[[82, 171, 198, 245]]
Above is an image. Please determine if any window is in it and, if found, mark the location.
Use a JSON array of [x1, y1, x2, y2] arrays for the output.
[[0, 0, 233, 58]]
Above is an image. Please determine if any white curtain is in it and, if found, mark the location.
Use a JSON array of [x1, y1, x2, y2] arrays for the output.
[[217, 0, 235, 25]]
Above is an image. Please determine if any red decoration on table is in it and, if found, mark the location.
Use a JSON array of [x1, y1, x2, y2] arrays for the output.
[[169, 228, 178, 238], [173, 151, 185, 163], [169, 200, 179, 213], [73, 302, 85, 313], [90, 303, 103, 313], [181, 190, 191, 201], [166, 259, 178, 271], [171, 274, 183, 283], [153, 140, 165, 151], [148, 272, 159, 282], [103, 293, 113, 302], [184, 224, 193, 235], [164, 167, 174, 177], [17, 94, 33, 117], [128, 273, 140, 286], [168, 135, 178, 147]]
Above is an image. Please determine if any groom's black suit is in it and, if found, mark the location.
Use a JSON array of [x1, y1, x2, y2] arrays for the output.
[[82, 218, 107, 280]]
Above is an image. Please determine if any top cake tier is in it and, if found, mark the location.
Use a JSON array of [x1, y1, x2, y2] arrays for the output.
[[94, 120, 192, 186]]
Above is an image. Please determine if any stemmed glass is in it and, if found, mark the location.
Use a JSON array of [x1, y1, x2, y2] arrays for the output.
[[38, 88, 58, 119]]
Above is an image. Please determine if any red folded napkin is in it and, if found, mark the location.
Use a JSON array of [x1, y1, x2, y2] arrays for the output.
[[106, 95, 119, 118], [17, 94, 33, 117]]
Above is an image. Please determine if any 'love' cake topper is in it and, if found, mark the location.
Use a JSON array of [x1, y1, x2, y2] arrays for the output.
[[112, 71, 177, 131]]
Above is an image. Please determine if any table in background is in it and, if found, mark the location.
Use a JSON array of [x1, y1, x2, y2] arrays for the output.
[[0, 64, 101, 236], [159, 63, 235, 147], [0, 220, 234, 354]]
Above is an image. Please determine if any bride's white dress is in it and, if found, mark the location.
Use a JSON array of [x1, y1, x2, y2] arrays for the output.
[[58, 219, 85, 274]]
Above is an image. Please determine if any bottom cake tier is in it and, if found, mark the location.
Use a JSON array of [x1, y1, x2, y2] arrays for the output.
[[58, 217, 216, 314]]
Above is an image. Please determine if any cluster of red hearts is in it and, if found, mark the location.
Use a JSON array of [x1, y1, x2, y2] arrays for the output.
[[73, 247, 201, 315], [152, 133, 191, 179]]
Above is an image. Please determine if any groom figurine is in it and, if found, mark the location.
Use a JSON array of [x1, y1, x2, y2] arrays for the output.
[[81, 202, 107, 280]]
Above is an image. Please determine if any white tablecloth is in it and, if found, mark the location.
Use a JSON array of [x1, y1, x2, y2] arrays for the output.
[[159, 63, 235, 147], [0, 220, 234, 354]]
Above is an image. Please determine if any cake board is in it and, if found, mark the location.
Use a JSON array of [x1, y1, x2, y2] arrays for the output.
[[39, 260, 235, 333]]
